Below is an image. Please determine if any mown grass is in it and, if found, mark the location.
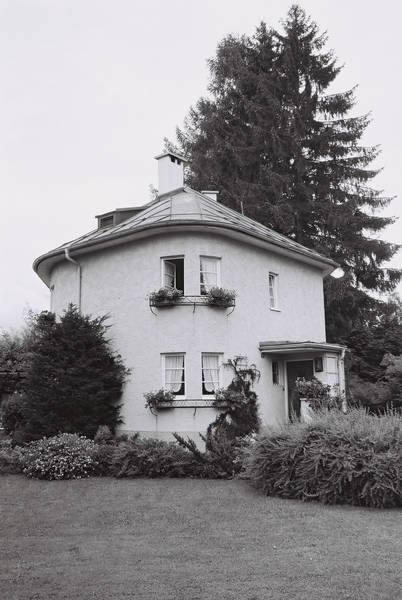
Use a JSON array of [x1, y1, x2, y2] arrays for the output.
[[0, 476, 401, 599]]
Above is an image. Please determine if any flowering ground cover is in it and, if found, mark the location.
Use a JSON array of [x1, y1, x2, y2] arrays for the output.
[[0, 477, 401, 600]]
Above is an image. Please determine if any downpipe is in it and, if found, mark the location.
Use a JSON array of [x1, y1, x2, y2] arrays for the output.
[[64, 247, 82, 311]]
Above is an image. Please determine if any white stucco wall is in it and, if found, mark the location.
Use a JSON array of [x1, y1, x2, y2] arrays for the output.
[[49, 229, 328, 437]]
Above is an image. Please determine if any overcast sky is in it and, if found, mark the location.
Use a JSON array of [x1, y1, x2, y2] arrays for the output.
[[1, 0, 401, 330]]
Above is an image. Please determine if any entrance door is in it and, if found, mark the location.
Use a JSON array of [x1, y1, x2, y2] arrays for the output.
[[286, 360, 314, 419]]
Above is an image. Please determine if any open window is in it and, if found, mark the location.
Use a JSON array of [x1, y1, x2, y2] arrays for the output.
[[162, 257, 184, 293], [162, 353, 185, 396], [200, 256, 221, 294]]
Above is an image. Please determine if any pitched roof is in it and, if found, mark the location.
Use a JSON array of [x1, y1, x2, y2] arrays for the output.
[[33, 187, 337, 284]]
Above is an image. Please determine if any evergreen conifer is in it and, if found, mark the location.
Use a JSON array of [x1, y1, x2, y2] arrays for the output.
[[173, 5, 400, 349], [21, 306, 128, 440]]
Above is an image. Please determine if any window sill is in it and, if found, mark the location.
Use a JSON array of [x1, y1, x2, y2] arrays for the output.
[[269, 307, 282, 312], [154, 399, 223, 408]]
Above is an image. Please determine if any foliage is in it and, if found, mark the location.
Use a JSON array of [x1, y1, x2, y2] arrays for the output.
[[348, 353, 402, 412], [0, 439, 23, 474], [206, 287, 236, 305], [94, 425, 115, 445], [144, 388, 176, 413], [0, 312, 37, 395], [209, 357, 260, 440], [149, 287, 183, 303], [1, 393, 27, 437], [109, 437, 195, 478], [173, 357, 260, 477], [16, 305, 128, 441], [244, 408, 402, 508], [173, 432, 252, 478], [171, 4, 400, 367], [294, 377, 343, 412], [21, 433, 99, 480]]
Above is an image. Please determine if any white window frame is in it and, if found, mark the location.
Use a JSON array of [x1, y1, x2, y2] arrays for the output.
[[200, 256, 221, 295], [201, 352, 223, 398], [268, 272, 279, 310], [272, 360, 281, 385], [161, 256, 184, 290], [161, 353, 186, 398]]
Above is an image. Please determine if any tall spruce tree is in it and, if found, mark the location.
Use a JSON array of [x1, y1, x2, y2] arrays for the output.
[[20, 306, 128, 441], [174, 5, 400, 354]]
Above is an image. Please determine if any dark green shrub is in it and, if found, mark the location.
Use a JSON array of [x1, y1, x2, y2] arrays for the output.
[[0, 440, 23, 474], [174, 432, 252, 478], [19, 306, 128, 441], [209, 357, 260, 440], [21, 433, 99, 480], [244, 409, 402, 508], [1, 393, 27, 436], [109, 437, 195, 478]]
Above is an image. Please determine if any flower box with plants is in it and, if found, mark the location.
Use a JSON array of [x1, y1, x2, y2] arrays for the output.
[[148, 287, 183, 307], [144, 388, 176, 412], [206, 287, 236, 307]]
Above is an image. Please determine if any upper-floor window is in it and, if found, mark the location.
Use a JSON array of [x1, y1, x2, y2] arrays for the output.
[[201, 353, 221, 395], [162, 257, 184, 293], [200, 256, 221, 294], [268, 272, 279, 310], [162, 353, 185, 396]]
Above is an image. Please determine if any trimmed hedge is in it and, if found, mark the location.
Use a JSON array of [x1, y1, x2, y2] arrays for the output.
[[244, 409, 402, 508]]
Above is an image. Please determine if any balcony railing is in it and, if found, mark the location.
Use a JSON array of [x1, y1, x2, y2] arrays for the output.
[[149, 295, 235, 310]]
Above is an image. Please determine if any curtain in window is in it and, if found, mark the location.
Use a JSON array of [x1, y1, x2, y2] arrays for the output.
[[200, 257, 218, 293], [202, 354, 220, 393], [164, 261, 176, 288], [165, 354, 184, 393]]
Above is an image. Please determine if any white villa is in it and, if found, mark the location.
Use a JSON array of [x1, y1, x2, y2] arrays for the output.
[[33, 152, 345, 438]]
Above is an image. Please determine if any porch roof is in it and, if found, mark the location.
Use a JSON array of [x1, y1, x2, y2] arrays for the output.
[[258, 341, 346, 355]]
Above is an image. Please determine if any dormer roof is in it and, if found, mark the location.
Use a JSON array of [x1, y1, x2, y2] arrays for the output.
[[33, 187, 338, 286]]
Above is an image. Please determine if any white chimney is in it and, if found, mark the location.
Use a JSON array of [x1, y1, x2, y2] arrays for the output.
[[155, 151, 187, 196], [201, 190, 219, 202]]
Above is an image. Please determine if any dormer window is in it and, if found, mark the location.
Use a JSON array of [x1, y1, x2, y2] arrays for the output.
[[99, 215, 114, 229], [162, 257, 184, 293]]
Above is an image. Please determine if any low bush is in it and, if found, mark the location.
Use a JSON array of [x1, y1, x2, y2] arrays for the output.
[[109, 437, 195, 478], [244, 408, 402, 508], [21, 433, 99, 480], [173, 432, 252, 478], [0, 440, 23, 474]]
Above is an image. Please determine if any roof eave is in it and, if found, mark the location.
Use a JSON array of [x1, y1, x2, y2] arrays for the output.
[[33, 220, 338, 286]]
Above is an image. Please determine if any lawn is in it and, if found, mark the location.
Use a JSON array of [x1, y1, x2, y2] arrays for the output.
[[0, 477, 401, 600]]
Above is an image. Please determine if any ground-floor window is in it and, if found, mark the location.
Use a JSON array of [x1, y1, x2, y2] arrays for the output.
[[162, 353, 185, 395], [201, 353, 221, 395]]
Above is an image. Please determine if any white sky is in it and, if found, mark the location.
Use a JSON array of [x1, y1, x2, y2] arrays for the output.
[[1, 0, 401, 330]]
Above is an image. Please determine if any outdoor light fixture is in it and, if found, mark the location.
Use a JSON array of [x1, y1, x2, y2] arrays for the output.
[[330, 267, 345, 279]]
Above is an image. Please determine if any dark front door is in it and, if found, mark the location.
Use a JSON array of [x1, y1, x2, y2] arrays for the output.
[[286, 360, 314, 419]]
